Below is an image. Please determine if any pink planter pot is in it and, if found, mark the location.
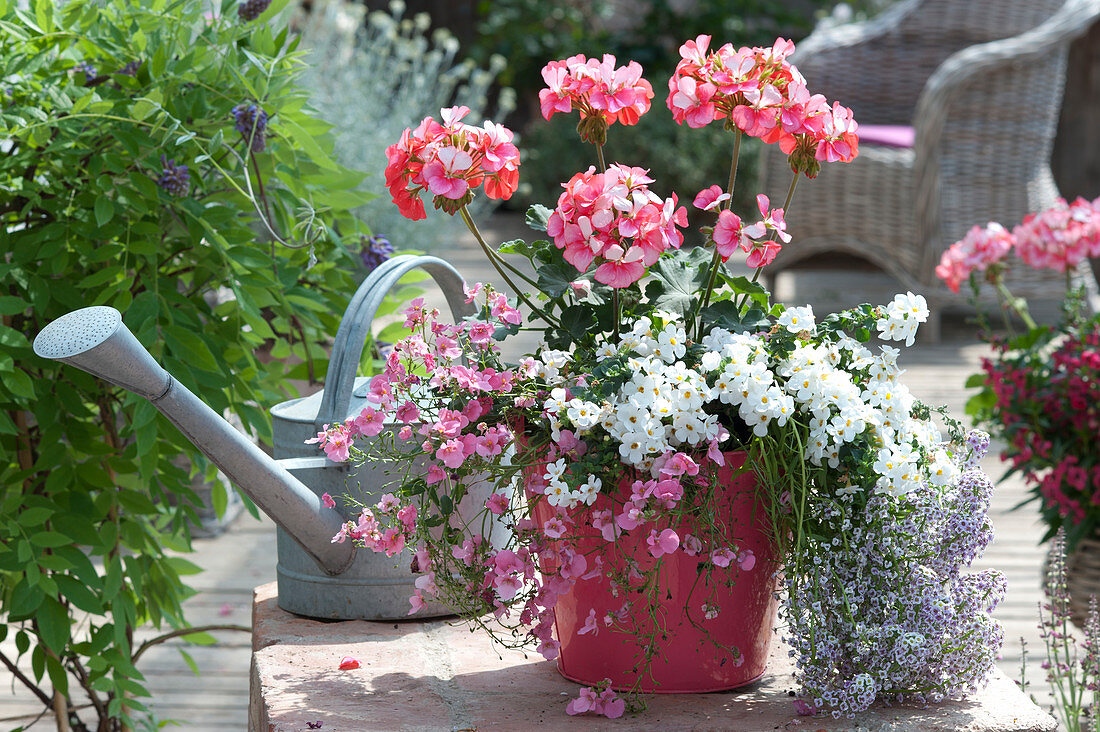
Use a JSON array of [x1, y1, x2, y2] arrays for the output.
[[531, 451, 778, 693]]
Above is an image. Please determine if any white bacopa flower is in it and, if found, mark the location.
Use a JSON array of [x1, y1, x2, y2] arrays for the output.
[[655, 323, 687, 363], [618, 433, 650, 465], [778, 304, 815, 333], [700, 350, 722, 372], [544, 388, 570, 415], [595, 342, 619, 361], [545, 479, 576, 508], [544, 458, 567, 483], [576, 476, 602, 505], [565, 399, 601, 430]]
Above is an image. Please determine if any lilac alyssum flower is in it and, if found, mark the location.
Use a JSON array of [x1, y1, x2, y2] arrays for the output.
[[232, 102, 268, 153], [238, 0, 272, 22], [157, 156, 191, 197], [360, 235, 394, 273]]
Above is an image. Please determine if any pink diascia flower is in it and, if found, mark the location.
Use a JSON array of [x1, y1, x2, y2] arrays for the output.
[[546, 164, 687, 288], [385, 106, 520, 221], [935, 222, 1014, 293], [485, 493, 508, 515], [647, 528, 680, 558], [566, 682, 625, 718], [321, 492, 336, 509]]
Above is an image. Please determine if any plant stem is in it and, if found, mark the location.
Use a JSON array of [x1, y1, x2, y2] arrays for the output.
[[994, 279, 1037, 330], [725, 130, 742, 209], [612, 289, 620, 343], [0, 650, 53, 707], [595, 142, 607, 171], [458, 205, 559, 327], [782, 173, 799, 214], [130, 624, 251, 665], [696, 131, 744, 335]]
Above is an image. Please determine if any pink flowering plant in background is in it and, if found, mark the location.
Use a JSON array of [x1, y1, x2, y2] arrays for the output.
[[942, 198, 1100, 551], [311, 36, 1012, 719]]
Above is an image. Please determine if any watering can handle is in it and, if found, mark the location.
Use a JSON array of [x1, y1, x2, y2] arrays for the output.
[[314, 254, 475, 430]]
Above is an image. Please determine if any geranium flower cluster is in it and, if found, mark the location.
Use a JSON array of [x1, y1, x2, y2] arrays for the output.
[[539, 54, 654, 144], [935, 222, 1014, 293], [384, 105, 520, 220], [937, 197, 1100, 292], [1013, 196, 1100, 273], [666, 35, 858, 177], [979, 319, 1100, 535], [546, 164, 687, 287], [784, 431, 1005, 716]]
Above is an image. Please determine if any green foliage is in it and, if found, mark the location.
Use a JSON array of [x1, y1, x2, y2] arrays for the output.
[[0, 0, 373, 727]]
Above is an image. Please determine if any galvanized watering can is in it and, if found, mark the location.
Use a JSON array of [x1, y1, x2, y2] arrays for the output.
[[34, 254, 484, 620]]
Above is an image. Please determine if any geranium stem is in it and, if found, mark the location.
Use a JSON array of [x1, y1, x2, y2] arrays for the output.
[[783, 173, 799, 215], [595, 142, 607, 171], [459, 205, 559, 327], [697, 131, 744, 335], [613, 289, 620, 342]]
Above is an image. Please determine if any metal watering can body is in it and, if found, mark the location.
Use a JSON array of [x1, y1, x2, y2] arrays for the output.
[[269, 254, 479, 620], [34, 255, 480, 621]]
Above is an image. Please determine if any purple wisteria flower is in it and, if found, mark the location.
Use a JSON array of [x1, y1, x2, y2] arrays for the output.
[[117, 60, 142, 77], [73, 61, 98, 85], [360, 235, 394, 273], [238, 0, 272, 22], [157, 156, 190, 197], [232, 102, 268, 153]]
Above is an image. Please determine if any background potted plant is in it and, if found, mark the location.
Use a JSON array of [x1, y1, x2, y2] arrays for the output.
[[312, 36, 1008, 719], [944, 198, 1100, 624]]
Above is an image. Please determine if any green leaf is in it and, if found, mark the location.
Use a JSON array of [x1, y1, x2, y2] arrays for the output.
[[211, 481, 228, 519], [180, 631, 217, 646], [0, 295, 28, 314], [281, 118, 339, 170], [5, 368, 34, 398], [54, 575, 104, 614], [645, 248, 710, 317], [30, 531, 72, 548], [536, 262, 578, 299], [525, 204, 552, 232], [94, 196, 114, 227], [496, 239, 535, 260], [36, 596, 69, 654], [163, 326, 219, 373], [178, 648, 200, 676], [559, 305, 596, 341], [964, 373, 987, 389]]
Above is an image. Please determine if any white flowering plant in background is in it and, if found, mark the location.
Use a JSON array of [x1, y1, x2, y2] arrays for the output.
[[309, 35, 1007, 719]]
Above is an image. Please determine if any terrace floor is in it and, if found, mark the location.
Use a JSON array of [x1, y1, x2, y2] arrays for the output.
[[0, 213, 1062, 729]]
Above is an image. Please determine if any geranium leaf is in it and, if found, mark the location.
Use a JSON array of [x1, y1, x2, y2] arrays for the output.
[[536, 262, 578, 299], [525, 204, 552, 232]]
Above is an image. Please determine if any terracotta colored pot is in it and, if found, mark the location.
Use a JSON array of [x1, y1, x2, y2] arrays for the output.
[[530, 451, 778, 693]]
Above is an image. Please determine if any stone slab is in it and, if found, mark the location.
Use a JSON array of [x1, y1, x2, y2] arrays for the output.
[[249, 582, 1056, 732]]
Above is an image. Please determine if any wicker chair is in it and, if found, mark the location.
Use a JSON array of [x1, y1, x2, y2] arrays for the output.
[[759, 0, 1100, 339]]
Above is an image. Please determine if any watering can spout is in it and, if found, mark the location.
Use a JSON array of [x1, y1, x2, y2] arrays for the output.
[[33, 306, 355, 576]]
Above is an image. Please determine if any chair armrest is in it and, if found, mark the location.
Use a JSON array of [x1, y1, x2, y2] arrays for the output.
[[913, 0, 1100, 272]]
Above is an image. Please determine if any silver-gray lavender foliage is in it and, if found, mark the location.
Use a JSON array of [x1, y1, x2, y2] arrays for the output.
[[784, 430, 1007, 717], [297, 0, 515, 253]]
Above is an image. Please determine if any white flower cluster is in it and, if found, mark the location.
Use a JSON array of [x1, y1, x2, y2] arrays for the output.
[[542, 457, 602, 509], [875, 292, 929, 347], [538, 295, 955, 498]]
